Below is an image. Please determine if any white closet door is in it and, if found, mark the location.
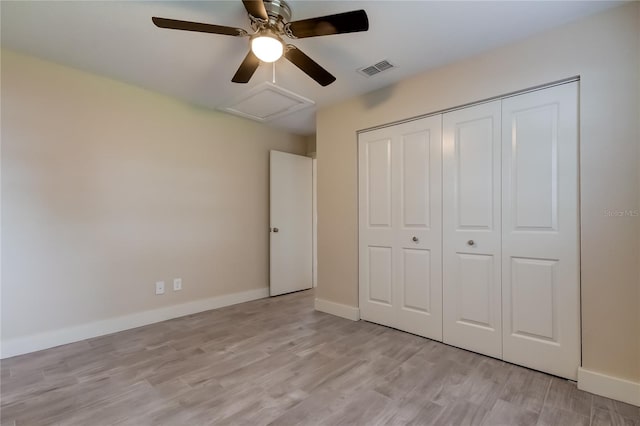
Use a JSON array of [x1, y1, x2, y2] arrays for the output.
[[359, 115, 442, 340], [443, 101, 502, 358], [359, 130, 394, 326], [501, 83, 579, 379], [394, 116, 443, 339]]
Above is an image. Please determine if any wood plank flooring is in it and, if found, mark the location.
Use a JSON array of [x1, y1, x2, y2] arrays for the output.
[[1, 290, 638, 425]]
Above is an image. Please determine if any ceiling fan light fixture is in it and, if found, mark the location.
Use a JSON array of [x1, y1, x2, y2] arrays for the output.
[[251, 32, 283, 63], [152, 1, 370, 85]]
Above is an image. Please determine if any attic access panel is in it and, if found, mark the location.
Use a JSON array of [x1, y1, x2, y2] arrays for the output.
[[219, 82, 314, 122]]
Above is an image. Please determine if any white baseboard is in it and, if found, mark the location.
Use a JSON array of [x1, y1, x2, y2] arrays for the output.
[[578, 367, 640, 407], [1, 287, 269, 359], [314, 298, 360, 321]]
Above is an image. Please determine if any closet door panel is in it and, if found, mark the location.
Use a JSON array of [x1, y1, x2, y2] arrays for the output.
[[509, 257, 557, 340], [443, 101, 502, 358], [368, 246, 393, 305], [358, 115, 442, 340], [509, 103, 558, 230], [366, 139, 393, 228], [359, 134, 395, 326], [455, 253, 495, 328], [401, 248, 432, 313], [401, 132, 431, 228], [502, 82, 579, 380], [456, 119, 495, 228], [395, 116, 442, 340]]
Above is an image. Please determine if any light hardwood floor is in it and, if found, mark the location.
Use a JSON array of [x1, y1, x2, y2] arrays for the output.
[[1, 290, 638, 425]]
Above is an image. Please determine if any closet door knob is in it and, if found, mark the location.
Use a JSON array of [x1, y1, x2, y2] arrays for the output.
[[412, 236, 419, 242], [273, 227, 279, 233], [467, 240, 474, 246]]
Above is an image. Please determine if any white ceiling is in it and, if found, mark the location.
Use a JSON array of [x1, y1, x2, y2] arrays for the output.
[[1, 1, 622, 135]]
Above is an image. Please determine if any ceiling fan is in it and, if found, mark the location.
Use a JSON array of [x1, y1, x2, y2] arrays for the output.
[[152, 0, 369, 87]]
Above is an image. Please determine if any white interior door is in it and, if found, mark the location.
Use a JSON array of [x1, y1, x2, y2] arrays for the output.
[[501, 83, 580, 379], [443, 101, 503, 358], [358, 115, 442, 340], [270, 150, 312, 296]]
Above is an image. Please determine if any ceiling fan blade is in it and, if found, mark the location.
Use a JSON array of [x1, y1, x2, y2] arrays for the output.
[[152, 17, 247, 37], [287, 10, 368, 39], [242, 0, 268, 20], [285, 45, 336, 87], [232, 50, 260, 83]]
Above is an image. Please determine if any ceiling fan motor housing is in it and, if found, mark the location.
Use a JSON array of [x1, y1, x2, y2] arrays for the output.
[[263, 0, 292, 24]]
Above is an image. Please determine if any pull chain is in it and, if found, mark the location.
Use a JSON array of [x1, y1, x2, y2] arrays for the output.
[[272, 61, 276, 84]]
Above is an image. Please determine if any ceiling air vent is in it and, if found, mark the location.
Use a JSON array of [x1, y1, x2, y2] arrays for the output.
[[357, 60, 396, 77]]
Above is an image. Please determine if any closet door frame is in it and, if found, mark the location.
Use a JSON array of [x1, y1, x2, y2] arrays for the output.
[[356, 78, 580, 380]]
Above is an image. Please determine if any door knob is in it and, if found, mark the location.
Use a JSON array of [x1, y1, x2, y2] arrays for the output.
[[273, 227, 279, 233], [467, 240, 474, 246], [412, 236, 419, 242]]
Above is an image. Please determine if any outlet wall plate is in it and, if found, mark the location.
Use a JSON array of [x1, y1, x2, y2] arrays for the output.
[[155, 281, 165, 295], [173, 278, 182, 291]]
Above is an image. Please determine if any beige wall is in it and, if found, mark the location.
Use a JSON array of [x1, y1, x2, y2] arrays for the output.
[[1, 50, 306, 341], [306, 134, 317, 157], [317, 3, 640, 382]]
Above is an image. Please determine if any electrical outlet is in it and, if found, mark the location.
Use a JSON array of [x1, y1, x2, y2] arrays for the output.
[[173, 278, 182, 291], [155, 281, 165, 295]]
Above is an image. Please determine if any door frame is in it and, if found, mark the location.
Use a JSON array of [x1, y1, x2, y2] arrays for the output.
[[355, 77, 582, 369]]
